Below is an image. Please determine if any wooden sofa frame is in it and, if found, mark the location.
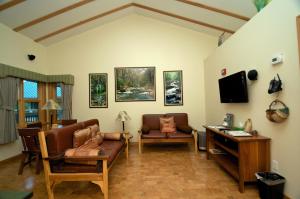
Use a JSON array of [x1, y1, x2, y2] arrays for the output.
[[138, 130, 198, 154], [38, 131, 129, 199]]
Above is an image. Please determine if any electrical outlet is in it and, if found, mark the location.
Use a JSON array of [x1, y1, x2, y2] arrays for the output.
[[272, 160, 279, 172]]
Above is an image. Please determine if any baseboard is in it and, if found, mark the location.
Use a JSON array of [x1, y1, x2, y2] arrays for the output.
[[0, 153, 22, 165]]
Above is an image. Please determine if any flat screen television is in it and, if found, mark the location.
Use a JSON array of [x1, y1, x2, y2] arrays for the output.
[[218, 71, 248, 103]]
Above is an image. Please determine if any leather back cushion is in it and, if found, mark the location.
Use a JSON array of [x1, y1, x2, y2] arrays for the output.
[[82, 119, 99, 128], [166, 113, 189, 127], [46, 123, 84, 156], [46, 119, 99, 156], [143, 114, 164, 130]]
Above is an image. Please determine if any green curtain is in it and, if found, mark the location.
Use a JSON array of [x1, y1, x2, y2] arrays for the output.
[[0, 63, 74, 85], [0, 77, 19, 144]]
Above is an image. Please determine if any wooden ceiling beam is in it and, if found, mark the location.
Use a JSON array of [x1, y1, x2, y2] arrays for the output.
[[176, 0, 250, 21], [14, 0, 95, 32], [35, 2, 235, 43], [132, 3, 235, 34], [34, 3, 133, 42], [0, 0, 25, 12]]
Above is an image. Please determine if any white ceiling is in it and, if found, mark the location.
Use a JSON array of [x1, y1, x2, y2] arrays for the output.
[[0, 0, 257, 46]]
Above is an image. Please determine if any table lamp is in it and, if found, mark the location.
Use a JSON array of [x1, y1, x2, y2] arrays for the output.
[[116, 111, 131, 132], [42, 99, 62, 128]]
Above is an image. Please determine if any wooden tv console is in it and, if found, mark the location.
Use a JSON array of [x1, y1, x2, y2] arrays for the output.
[[203, 126, 270, 193]]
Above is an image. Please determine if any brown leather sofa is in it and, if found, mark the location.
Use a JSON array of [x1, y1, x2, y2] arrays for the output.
[[39, 119, 129, 199], [138, 113, 197, 154]]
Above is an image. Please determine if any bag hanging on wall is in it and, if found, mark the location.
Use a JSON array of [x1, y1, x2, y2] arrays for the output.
[[266, 99, 289, 123]]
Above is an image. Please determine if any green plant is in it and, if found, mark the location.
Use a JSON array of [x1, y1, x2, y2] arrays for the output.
[[253, 0, 272, 12]]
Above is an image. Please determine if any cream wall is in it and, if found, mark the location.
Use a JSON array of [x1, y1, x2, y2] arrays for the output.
[[0, 23, 47, 161], [46, 14, 217, 141], [204, 0, 300, 198]]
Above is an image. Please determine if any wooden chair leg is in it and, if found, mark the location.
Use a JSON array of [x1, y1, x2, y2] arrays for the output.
[[18, 153, 27, 175], [102, 160, 108, 199], [35, 154, 41, 174], [194, 131, 198, 154]]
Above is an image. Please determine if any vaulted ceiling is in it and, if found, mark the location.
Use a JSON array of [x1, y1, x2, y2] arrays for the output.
[[0, 0, 257, 46]]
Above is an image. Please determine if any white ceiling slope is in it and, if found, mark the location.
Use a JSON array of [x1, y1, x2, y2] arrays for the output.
[[0, 0, 257, 46]]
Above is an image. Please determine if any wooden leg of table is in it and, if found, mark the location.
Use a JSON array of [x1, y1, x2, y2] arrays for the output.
[[194, 131, 198, 154]]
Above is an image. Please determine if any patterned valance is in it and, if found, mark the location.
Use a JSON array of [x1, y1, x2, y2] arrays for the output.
[[0, 63, 74, 85]]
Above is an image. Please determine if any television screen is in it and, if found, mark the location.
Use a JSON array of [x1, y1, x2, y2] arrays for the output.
[[218, 71, 248, 103]]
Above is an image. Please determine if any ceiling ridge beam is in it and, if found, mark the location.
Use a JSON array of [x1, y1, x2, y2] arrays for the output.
[[176, 0, 250, 21], [34, 3, 133, 42], [14, 0, 95, 32], [34, 2, 235, 43], [0, 0, 25, 12], [132, 3, 235, 34]]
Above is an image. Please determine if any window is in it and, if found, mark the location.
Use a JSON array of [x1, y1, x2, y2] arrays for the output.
[[23, 80, 39, 123]]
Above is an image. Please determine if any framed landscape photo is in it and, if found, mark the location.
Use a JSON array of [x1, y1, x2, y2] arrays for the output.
[[89, 73, 108, 108], [115, 67, 156, 102], [163, 70, 183, 106]]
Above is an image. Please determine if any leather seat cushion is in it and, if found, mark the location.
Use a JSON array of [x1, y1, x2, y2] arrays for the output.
[[100, 140, 125, 166], [51, 161, 102, 173], [141, 130, 167, 139], [167, 132, 193, 139]]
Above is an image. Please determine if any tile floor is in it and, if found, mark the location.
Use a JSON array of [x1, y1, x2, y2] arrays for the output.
[[0, 143, 259, 199]]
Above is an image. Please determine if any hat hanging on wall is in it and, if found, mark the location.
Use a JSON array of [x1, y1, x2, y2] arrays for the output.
[[247, 70, 258, 80]]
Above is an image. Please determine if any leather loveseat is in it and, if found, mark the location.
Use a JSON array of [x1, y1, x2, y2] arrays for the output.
[[39, 119, 129, 199], [138, 113, 197, 154]]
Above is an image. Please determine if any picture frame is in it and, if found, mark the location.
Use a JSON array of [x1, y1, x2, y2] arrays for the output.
[[89, 73, 108, 108], [163, 70, 183, 106], [115, 67, 156, 102]]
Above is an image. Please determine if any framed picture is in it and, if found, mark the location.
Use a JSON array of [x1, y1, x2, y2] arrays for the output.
[[115, 67, 156, 102], [163, 70, 183, 106], [89, 73, 108, 108]]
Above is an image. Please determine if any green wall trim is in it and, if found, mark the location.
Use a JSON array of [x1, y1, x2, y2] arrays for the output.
[[0, 63, 74, 85]]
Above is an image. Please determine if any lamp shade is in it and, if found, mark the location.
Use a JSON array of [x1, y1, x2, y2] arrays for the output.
[[42, 99, 61, 110], [116, 111, 131, 122]]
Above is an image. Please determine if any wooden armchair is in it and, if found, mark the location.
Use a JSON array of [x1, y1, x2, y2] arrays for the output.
[[38, 130, 110, 199], [18, 128, 42, 175]]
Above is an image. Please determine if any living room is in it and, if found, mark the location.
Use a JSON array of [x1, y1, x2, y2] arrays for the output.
[[0, 0, 299, 198]]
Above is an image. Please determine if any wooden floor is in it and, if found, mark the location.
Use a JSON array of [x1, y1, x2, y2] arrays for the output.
[[0, 143, 259, 199]]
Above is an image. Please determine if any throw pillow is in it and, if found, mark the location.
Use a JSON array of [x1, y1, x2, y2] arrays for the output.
[[141, 125, 150, 134], [160, 117, 176, 133], [95, 134, 104, 145], [177, 125, 193, 134], [73, 128, 91, 148], [88, 124, 99, 137], [103, 132, 121, 140]]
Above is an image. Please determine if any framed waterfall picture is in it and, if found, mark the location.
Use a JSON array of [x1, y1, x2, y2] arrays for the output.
[[163, 70, 183, 106], [89, 73, 108, 108], [115, 67, 156, 102]]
